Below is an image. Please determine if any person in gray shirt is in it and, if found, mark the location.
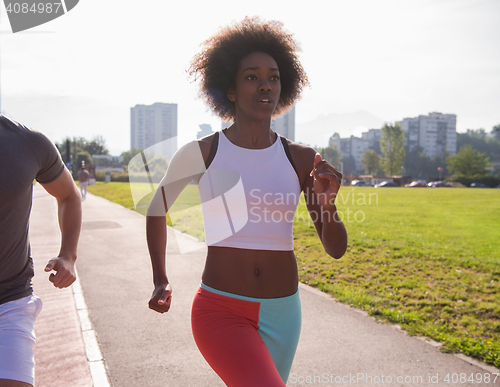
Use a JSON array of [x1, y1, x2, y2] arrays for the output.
[[0, 115, 82, 387]]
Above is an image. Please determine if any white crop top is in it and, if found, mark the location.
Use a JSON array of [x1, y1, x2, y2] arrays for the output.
[[198, 130, 301, 251]]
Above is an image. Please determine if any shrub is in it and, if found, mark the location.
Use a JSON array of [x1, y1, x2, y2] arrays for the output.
[[445, 175, 500, 187]]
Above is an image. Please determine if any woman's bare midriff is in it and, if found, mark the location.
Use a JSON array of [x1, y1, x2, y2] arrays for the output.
[[202, 246, 299, 299]]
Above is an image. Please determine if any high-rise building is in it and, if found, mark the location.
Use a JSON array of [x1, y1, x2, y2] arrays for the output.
[[197, 124, 213, 139], [130, 102, 177, 159], [397, 112, 457, 158], [221, 106, 296, 141], [361, 129, 382, 150], [271, 106, 295, 140], [329, 134, 371, 172]]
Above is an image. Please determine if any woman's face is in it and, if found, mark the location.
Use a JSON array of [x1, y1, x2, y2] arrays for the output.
[[227, 52, 281, 122]]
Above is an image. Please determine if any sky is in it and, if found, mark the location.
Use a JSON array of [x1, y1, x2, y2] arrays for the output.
[[1, 0, 499, 155]]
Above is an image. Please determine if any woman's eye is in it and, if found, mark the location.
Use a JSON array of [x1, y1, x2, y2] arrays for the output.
[[246, 75, 257, 80], [271, 75, 280, 81]]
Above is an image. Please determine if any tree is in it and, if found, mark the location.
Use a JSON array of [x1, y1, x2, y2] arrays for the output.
[[75, 151, 92, 172], [85, 136, 109, 155], [380, 123, 405, 176], [128, 152, 168, 182], [457, 129, 500, 161], [404, 147, 429, 180], [404, 147, 449, 180], [56, 136, 109, 179], [361, 150, 382, 175], [493, 124, 500, 141], [446, 145, 489, 178], [121, 148, 143, 167], [341, 155, 357, 175], [56, 136, 109, 161], [429, 153, 449, 180], [370, 138, 382, 156], [320, 145, 342, 169]]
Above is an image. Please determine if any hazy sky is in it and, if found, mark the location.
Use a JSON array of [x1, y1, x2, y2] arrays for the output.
[[1, 0, 499, 154]]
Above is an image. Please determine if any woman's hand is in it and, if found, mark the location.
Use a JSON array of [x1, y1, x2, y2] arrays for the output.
[[148, 283, 172, 313], [310, 153, 342, 210]]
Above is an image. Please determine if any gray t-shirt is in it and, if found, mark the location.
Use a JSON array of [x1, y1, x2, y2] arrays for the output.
[[0, 115, 65, 305]]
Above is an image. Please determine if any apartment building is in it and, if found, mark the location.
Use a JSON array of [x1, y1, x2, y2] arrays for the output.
[[271, 106, 295, 140], [130, 102, 177, 159], [197, 124, 213, 139], [329, 128, 381, 172], [330, 134, 372, 172], [397, 112, 457, 157]]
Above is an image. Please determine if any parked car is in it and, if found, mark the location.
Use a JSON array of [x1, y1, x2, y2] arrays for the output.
[[374, 181, 398, 188], [405, 181, 427, 187], [470, 182, 488, 188], [427, 181, 451, 188], [448, 181, 466, 188], [351, 180, 373, 187]]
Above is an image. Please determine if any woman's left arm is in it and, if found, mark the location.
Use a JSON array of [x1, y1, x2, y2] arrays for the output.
[[301, 150, 347, 259]]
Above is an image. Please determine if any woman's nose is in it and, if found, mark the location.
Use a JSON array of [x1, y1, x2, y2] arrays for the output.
[[259, 80, 271, 92]]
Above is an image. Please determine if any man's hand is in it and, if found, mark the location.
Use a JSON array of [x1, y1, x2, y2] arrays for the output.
[[44, 256, 77, 289], [149, 283, 172, 314], [41, 168, 81, 289]]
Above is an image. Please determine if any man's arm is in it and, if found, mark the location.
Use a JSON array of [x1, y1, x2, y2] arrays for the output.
[[39, 168, 82, 288]]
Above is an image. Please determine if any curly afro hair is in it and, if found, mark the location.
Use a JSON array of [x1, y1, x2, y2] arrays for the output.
[[188, 16, 309, 121]]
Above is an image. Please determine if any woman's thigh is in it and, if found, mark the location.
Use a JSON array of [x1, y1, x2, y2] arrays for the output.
[[191, 287, 286, 387]]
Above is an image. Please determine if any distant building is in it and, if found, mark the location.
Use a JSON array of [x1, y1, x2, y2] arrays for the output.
[[91, 154, 124, 171], [330, 134, 371, 172], [329, 111, 457, 172], [130, 102, 177, 159], [397, 112, 457, 158], [329, 129, 381, 172], [220, 106, 296, 141], [197, 124, 213, 139], [361, 128, 382, 151], [271, 106, 295, 140]]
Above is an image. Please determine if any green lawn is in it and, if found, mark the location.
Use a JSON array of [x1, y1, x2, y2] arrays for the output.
[[295, 187, 500, 367], [88, 182, 500, 367]]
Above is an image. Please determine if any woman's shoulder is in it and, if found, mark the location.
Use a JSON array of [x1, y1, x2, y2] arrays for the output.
[[281, 137, 317, 189], [197, 132, 218, 165], [282, 138, 316, 166]]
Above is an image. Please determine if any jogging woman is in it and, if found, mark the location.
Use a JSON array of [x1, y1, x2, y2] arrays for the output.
[[146, 16, 347, 387]]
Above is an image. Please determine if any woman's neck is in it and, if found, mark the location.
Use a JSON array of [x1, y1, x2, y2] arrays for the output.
[[226, 118, 276, 149]]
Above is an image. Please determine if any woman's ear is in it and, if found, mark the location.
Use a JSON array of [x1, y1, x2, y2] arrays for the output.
[[226, 88, 236, 102]]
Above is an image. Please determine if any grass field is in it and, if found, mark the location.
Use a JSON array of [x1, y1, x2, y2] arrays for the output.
[[87, 182, 500, 367]]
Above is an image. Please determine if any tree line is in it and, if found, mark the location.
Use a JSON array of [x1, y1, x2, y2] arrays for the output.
[[60, 125, 500, 185], [56, 136, 109, 178], [56, 137, 168, 182], [319, 124, 500, 183]]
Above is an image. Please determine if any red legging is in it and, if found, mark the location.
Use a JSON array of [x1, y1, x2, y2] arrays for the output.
[[191, 284, 301, 387]]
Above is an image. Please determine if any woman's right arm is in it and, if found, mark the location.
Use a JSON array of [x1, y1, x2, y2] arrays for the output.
[[146, 137, 213, 313], [147, 215, 172, 313]]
